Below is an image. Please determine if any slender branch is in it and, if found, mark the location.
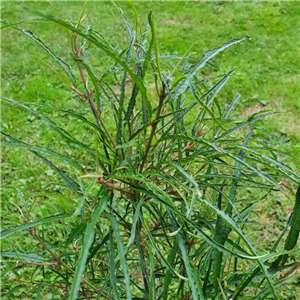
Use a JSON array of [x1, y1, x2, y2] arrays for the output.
[[79, 175, 135, 196], [154, 78, 160, 98], [136, 225, 149, 293], [29, 227, 112, 299], [279, 262, 300, 280], [72, 33, 116, 148], [139, 84, 166, 173], [18, 261, 59, 266], [30, 227, 59, 261], [18, 279, 64, 288], [97, 177, 135, 196], [71, 84, 87, 99], [130, 189, 149, 293]]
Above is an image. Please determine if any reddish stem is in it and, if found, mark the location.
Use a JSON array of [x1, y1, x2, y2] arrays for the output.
[[72, 33, 116, 148]]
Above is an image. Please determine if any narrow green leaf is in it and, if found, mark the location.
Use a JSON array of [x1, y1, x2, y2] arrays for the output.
[[148, 11, 162, 82], [1, 132, 84, 172], [2, 97, 97, 157], [172, 36, 250, 99], [215, 111, 275, 141], [116, 32, 136, 145], [34, 152, 81, 191], [109, 232, 120, 300], [64, 222, 87, 247], [166, 161, 198, 188], [125, 83, 139, 122], [231, 145, 300, 184], [1, 250, 45, 263], [75, 1, 88, 28], [285, 187, 300, 250], [87, 232, 110, 265], [223, 94, 240, 119], [192, 69, 236, 131], [8, 23, 76, 86], [114, 5, 134, 38], [133, 231, 150, 296], [1, 285, 23, 298], [69, 187, 108, 300], [169, 212, 199, 300], [82, 60, 105, 116], [148, 244, 156, 300], [127, 198, 145, 248], [39, 15, 153, 120], [0, 18, 44, 29], [9, 100, 107, 138], [162, 239, 178, 300], [281, 187, 300, 265], [107, 213, 132, 300], [141, 32, 154, 80], [129, 1, 140, 38], [1, 214, 71, 240], [142, 98, 150, 126]]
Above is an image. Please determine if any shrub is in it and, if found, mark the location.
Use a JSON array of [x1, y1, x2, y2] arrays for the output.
[[1, 2, 300, 300]]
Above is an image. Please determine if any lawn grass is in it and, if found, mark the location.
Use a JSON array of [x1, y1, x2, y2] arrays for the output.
[[1, 1, 300, 299]]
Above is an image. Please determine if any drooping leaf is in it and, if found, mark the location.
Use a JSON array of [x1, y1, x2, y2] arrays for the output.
[[33, 152, 81, 191], [2, 21, 77, 86], [2, 97, 97, 157], [1, 132, 84, 172], [1, 214, 71, 240], [1, 250, 45, 263]]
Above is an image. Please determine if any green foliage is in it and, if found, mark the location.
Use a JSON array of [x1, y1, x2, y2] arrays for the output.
[[1, 2, 299, 300]]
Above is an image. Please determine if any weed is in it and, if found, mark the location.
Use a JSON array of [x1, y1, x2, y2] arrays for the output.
[[1, 2, 299, 300]]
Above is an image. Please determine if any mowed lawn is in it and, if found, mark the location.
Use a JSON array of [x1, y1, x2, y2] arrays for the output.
[[1, 1, 300, 298]]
